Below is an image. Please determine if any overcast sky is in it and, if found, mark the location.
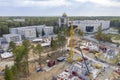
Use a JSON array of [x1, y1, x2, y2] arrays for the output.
[[0, 0, 120, 16]]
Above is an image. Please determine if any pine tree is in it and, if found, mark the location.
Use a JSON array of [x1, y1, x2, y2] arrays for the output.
[[42, 29, 45, 36], [4, 66, 14, 80], [33, 44, 43, 67], [96, 26, 103, 41], [9, 41, 16, 51]]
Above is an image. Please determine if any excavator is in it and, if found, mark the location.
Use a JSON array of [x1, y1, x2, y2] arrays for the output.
[[67, 22, 93, 80]]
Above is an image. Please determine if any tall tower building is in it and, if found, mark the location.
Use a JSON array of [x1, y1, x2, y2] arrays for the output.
[[59, 13, 69, 27]]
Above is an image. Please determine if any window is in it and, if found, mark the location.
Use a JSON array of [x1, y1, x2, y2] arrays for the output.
[[86, 26, 94, 32]]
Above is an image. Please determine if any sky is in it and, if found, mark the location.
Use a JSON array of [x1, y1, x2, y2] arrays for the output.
[[0, 0, 120, 16]]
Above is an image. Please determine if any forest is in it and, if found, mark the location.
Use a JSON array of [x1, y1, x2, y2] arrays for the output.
[[0, 16, 120, 37]]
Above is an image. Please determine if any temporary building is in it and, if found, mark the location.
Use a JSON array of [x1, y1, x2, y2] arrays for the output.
[[32, 38, 43, 42], [1, 52, 13, 59]]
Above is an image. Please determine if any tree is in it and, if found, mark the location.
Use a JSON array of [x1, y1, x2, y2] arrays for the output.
[[11, 65, 19, 80], [42, 29, 45, 36], [33, 44, 43, 67], [9, 41, 16, 51], [78, 29, 84, 37], [13, 45, 29, 78], [4, 66, 14, 80], [64, 27, 70, 37], [22, 39, 31, 48], [118, 28, 120, 34], [51, 37, 58, 50], [58, 32, 66, 55], [36, 29, 39, 37], [96, 26, 103, 41], [22, 39, 30, 77], [0, 46, 2, 49]]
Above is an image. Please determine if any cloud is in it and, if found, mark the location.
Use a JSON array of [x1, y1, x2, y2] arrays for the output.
[[0, 0, 72, 7], [75, 0, 120, 7], [0, 0, 120, 16]]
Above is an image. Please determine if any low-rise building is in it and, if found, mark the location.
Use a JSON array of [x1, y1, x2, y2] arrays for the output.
[[13, 18, 25, 22], [3, 34, 22, 43]]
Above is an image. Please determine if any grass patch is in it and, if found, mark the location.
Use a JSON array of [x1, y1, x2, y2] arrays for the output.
[[107, 34, 120, 40]]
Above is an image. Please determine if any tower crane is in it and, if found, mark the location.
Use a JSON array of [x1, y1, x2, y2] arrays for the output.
[[68, 22, 74, 62], [67, 22, 93, 80]]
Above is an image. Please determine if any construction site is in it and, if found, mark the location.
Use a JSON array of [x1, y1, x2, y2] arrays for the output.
[[0, 22, 120, 80]]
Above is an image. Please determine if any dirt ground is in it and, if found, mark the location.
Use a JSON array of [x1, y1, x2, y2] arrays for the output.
[[28, 62, 70, 80]]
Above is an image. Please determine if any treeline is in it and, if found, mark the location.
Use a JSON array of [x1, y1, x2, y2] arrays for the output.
[[0, 17, 58, 37], [0, 16, 120, 36]]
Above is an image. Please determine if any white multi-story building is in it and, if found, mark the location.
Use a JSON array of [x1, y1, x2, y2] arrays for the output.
[[9, 28, 18, 34], [71, 20, 110, 33], [3, 34, 22, 43], [36, 25, 45, 35], [10, 27, 36, 39], [44, 26, 53, 35], [9, 25, 54, 39], [19, 28, 36, 39], [59, 13, 69, 27]]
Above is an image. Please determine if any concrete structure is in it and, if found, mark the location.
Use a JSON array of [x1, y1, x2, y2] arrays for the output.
[[3, 34, 22, 43], [36, 25, 45, 34], [9, 25, 54, 39], [59, 13, 69, 27], [43, 26, 53, 35], [18, 28, 36, 39], [71, 20, 110, 33]]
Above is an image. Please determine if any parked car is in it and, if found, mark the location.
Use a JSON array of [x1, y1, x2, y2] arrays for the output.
[[57, 57, 65, 62], [83, 48, 89, 51], [47, 60, 56, 67]]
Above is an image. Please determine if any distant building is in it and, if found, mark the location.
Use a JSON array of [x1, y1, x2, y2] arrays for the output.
[[17, 28, 36, 39], [13, 18, 25, 22], [44, 26, 53, 35], [36, 25, 45, 34], [3, 34, 22, 43], [9, 25, 54, 39], [59, 13, 69, 27], [71, 20, 110, 33], [9, 28, 18, 34], [0, 38, 5, 45]]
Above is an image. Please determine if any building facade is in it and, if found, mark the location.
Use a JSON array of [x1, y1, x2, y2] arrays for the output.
[[43, 26, 53, 35], [9, 25, 54, 39], [59, 13, 69, 27], [3, 34, 22, 43], [71, 20, 110, 33]]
